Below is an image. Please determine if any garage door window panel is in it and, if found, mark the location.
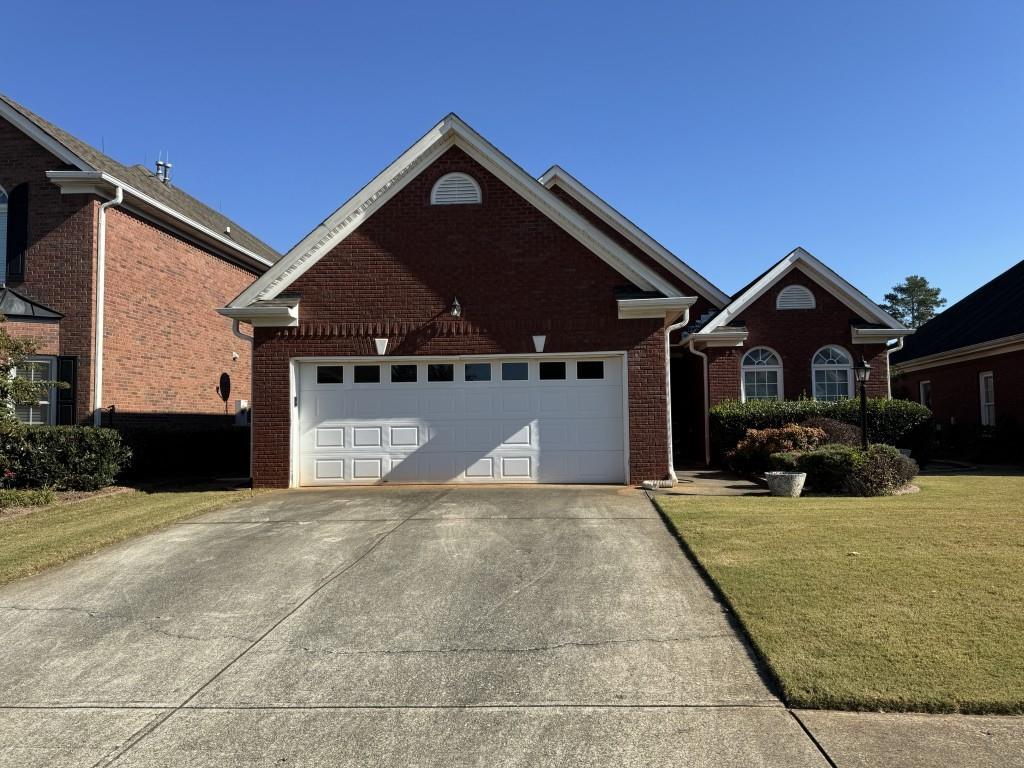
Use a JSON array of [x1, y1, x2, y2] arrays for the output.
[[316, 365, 345, 384], [502, 362, 528, 381], [539, 361, 566, 380], [428, 364, 454, 382], [354, 365, 381, 384], [391, 364, 417, 383], [576, 361, 605, 380], [465, 363, 491, 382]]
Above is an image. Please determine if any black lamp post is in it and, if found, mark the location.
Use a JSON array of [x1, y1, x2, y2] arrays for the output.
[[853, 358, 871, 449]]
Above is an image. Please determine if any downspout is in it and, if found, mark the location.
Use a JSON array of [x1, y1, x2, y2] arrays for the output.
[[663, 311, 690, 485], [93, 185, 123, 426], [688, 337, 711, 466], [230, 319, 255, 483], [231, 319, 254, 343], [884, 336, 904, 398]]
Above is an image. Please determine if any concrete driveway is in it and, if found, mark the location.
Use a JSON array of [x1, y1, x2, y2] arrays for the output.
[[0, 487, 830, 767]]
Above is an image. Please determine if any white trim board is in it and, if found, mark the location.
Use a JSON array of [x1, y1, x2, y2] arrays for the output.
[[227, 115, 683, 310], [893, 332, 1024, 374], [698, 247, 907, 336], [0, 99, 93, 171], [539, 165, 730, 308]]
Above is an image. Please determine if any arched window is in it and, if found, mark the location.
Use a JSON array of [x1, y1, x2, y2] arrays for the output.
[[0, 186, 8, 273], [812, 345, 853, 401], [741, 347, 783, 402], [430, 172, 481, 205], [776, 284, 816, 309]]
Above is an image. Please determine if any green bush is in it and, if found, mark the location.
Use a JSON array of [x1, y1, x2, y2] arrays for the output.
[[0, 487, 56, 509], [710, 398, 932, 458], [726, 424, 826, 475], [10, 426, 131, 491], [768, 451, 803, 471], [798, 444, 865, 493], [800, 417, 862, 446], [847, 444, 919, 496]]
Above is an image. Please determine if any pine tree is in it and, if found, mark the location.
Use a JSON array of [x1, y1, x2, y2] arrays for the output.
[[880, 275, 946, 328]]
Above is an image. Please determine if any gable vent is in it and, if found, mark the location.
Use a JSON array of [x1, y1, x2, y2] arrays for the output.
[[776, 284, 816, 310], [430, 173, 482, 205]]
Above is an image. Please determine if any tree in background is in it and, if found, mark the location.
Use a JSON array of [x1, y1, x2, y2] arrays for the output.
[[881, 275, 946, 328]]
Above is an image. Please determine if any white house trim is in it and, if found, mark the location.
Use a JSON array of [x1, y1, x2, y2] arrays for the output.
[[219, 301, 299, 327], [892, 332, 1024, 374], [617, 296, 696, 321], [539, 165, 730, 308], [46, 171, 274, 270], [226, 115, 682, 311], [0, 99, 94, 171], [697, 247, 907, 336], [851, 326, 916, 344]]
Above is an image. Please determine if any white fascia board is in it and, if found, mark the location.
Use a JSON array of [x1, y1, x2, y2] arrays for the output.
[[47, 171, 274, 270], [698, 248, 907, 335], [540, 165, 730, 307], [0, 101, 94, 171], [218, 303, 299, 327], [852, 327, 916, 344], [227, 115, 681, 310], [892, 332, 1024, 374], [617, 296, 696, 321], [691, 328, 749, 347]]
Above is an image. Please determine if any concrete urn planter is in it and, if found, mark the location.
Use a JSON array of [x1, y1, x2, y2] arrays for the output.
[[765, 471, 807, 498]]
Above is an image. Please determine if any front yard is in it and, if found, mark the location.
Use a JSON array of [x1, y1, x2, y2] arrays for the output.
[[0, 486, 256, 587], [656, 471, 1024, 714]]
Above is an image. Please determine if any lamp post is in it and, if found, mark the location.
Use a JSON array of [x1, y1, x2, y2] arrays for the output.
[[853, 358, 871, 450]]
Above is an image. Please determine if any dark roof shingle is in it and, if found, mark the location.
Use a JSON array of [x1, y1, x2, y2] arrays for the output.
[[892, 258, 1024, 362], [0, 93, 279, 265]]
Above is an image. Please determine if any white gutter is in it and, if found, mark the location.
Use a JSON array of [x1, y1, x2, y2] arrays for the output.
[[231, 319, 254, 343], [664, 311, 691, 484], [93, 185, 123, 426], [884, 337, 904, 398], [688, 337, 711, 466]]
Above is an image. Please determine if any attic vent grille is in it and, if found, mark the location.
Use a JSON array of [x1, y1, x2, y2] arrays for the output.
[[776, 284, 816, 310], [430, 173, 481, 205]]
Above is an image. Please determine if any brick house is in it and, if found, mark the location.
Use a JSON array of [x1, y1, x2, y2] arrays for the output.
[[891, 259, 1024, 448], [222, 114, 910, 487], [0, 93, 278, 432]]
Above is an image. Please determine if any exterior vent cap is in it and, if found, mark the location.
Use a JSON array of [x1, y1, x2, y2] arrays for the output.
[[776, 284, 816, 310], [430, 172, 482, 205]]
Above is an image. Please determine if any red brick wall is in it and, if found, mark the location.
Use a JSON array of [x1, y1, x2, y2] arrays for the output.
[[895, 348, 1024, 429], [705, 267, 890, 406], [251, 146, 669, 487], [0, 120, 98, 421], [103, 207, 259, 417]]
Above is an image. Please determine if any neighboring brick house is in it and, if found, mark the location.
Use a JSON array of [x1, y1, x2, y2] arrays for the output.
[[221, 114, 910, 488], [891, 259, 1024, 448], [0, 93, 278, 432]]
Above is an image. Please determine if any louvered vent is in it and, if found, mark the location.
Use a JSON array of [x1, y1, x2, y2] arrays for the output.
[[776, 285, 816, 310], [430, 173, 482, 205]]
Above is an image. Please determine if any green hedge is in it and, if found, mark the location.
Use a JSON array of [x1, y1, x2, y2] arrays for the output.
[[2, 426, 131, 491], [710, 398, 932, 459]]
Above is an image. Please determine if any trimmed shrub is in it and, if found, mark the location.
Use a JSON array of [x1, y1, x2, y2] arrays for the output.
[[768, 451, 803, 472], [710, 398, 932, 459], [847, 444, 919, 496], [797, 444, 864, 493], [726, 424, 826, 475], [15, 426, 131, 490], [800, 417, 862, 447]]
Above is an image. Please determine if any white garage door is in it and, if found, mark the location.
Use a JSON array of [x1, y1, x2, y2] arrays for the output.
[[295, 356, 625, 485]]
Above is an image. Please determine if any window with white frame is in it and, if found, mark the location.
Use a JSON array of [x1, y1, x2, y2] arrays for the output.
[[919, 380, 932, 410], [811, 345, 853, 401], [979, 372, 995, 427], [12, 357, 57, 425], [741, 347, 783, 401], [0, 186, 8, 267]]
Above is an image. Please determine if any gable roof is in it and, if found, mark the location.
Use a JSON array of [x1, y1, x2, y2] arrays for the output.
[[225, 114, 685, 309], [696, 247, 908, 335], [892, 258, 1024, 363], [0, 92, 279, 268], [538, 165, 730, 308]]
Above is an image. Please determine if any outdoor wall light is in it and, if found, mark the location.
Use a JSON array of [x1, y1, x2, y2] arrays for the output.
[[532, 335, 546, 353], [853, 358, 872, 384], [374, 338, 389, 356], [450, 297, 462, 317]]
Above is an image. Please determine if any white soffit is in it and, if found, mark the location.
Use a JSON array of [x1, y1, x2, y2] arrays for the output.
[[227, 115, 682, 309], [539, 165, 730, 308], [698, 247, 907, 335]]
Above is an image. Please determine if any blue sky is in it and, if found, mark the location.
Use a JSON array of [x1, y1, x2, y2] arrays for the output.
[[6, 1, 1022, 304]]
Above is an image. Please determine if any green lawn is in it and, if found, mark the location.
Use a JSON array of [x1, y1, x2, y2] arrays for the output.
[[0, 487, 256, 587], [656, 471, 1024, 714]]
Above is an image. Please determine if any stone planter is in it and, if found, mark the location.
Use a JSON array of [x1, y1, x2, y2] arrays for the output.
[[765, 471, 806, 497]]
